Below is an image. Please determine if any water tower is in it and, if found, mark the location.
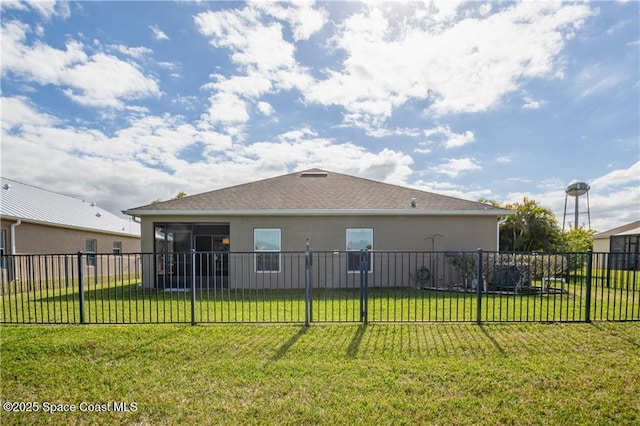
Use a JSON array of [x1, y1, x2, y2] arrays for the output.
[[562, 181, 591, 231]]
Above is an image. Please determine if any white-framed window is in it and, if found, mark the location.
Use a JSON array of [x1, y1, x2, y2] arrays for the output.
[[254, 228, 281, 273], [346, 228, 373, 272], [86, 239, 97, 266], [113, 241, 122, 255]]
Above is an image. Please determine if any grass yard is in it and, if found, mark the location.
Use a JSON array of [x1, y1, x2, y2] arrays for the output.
[[1, 322, 639, 425]]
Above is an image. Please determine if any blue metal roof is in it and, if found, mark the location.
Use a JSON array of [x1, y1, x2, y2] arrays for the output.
[[1, 177, 140, 237]]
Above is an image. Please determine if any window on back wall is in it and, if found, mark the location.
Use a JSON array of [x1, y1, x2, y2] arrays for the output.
[[254, 228, 281, 273], [346, 228, 373, 272], [86, 239, 97, 267], [113, 241, 122, 255]]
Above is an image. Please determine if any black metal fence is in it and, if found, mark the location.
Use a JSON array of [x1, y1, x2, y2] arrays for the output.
[[1, 249, 638, 324]]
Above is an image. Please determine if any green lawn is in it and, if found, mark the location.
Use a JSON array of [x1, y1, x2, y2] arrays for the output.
[[1, 323, 639, 425]]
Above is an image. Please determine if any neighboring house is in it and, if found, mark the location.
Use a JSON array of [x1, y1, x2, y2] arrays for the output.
[[593, 220, 640, 270], [124, 169, 511, 288], [1, 177, 141, 280]]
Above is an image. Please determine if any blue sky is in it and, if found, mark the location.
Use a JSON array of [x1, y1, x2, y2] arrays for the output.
[[1, 0, 638, 232]]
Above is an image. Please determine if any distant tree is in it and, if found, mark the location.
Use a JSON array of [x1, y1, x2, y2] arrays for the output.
[[500, 198, 562, 252], [558, 227, 595, 252], [149, 191, 186, 204]]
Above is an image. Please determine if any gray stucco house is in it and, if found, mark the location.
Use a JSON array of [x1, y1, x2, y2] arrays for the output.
[[124, 169, 511, 288]]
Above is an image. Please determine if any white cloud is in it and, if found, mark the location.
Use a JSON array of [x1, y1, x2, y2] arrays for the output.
[[13, 0, 71, 20], [587, 188, 640, 232], [413, 146, 432, 155], [244, 132, 414, 184], [574, 63, 629, 99], [424, 125, 475, 149], [522, 96, 543, 110], [149, 25, 169, 41], [580, 75, 626, 99], [61, 53, 160, 108], [202, 92, 250, 126], [190, 1, 594, 136], [431, 157, 482, 178], [606, 19, 630, 35], [1, 20, 160, 109], [206, 73, 272, 98], [0, 96, 235, 207], [507, 177, 533, 184], [591, 161, 640, 189], [1, 96, 59, 130], [1, 96, 415, 214], [194, 8, 296, 73], [193, 4, 319, 133], [110, 44, 153, 59], [2, 20, 87, 81], [538, 178, 564, 190], [256, 101, 274, 116], [0, 1, 28, 13], [302, 2, 593, 129], [412, 178, 492, 203], [253, 1, 328, 41], [366, 127, 421, 138], [276, 127, 317, 142]]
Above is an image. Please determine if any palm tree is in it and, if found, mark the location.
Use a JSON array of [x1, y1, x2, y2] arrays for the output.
[[501, 198, 561, 252]]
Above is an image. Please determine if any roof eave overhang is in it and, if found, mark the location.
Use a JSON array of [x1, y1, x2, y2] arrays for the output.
[[123, 209, 514, 217], [0, 215, 141, 238]]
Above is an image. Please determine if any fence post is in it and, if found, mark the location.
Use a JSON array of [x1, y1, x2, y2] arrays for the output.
[[476, 249, 483, 325], [585, 249, 593, 323], [77, 251, 85, 324], [364, 248, 369, 324], [191, 249, 196, 326], [305, 240, 313, 326], [360, 249, 369, 324]]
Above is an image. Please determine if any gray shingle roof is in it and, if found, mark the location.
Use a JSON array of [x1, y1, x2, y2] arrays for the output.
[[594, 220, 640, 238], [1, 177, 140, 237], [125, 169, 509, 216]]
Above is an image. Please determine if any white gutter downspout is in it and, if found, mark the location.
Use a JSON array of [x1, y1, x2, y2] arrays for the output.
[[497, 216, 508, 251], [10, 219, 22, 254]]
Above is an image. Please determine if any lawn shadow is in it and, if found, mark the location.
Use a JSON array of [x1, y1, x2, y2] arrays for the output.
[[478, 324, 506, 354], [271, 325, 309, 360], [347, 323, 367, 358]]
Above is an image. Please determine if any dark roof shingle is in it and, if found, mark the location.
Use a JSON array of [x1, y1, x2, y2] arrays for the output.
[[125, 169, 508, 215]]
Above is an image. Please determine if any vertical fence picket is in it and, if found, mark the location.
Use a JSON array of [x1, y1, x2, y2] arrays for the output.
[[77, 252, 85, 325], [585, 250, 593, 323], [305, 243, 313, 326], [191, 249, 196, 326], [476, 249, 483, 324]]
